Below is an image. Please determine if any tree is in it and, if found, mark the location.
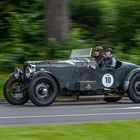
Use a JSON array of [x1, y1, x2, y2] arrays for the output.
[[114, 0, 140, 48], [44, 0, 69, 48], [70, 0, 103, 44]]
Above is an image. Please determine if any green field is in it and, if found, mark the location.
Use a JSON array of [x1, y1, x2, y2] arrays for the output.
[[0, 74, 8, 97], [0, 121, 140, 140]]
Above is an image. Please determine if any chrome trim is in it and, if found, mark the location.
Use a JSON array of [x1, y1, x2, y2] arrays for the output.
[[14, 68, 23, 79], [25, 67, 32, 79], [25, 64, 36, 79]]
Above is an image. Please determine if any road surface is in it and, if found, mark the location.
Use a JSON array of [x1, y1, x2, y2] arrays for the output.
[[0, 100, 140, 125]]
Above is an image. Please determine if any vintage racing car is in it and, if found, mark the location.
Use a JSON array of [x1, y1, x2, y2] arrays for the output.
[[3, 48, 140, 106]]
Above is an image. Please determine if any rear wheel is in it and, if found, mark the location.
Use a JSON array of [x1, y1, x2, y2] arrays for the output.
[[128, 73, 140, 103], [28, 75, 58, 106], [3, 76, 29, 105]]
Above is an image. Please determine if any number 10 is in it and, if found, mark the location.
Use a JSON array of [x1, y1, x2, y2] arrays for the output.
[[105, 76, 111, 83]]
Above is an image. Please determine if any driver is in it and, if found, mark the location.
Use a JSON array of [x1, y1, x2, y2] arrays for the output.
[[93, 46, 104, 67], [101, 48, 116, 69]]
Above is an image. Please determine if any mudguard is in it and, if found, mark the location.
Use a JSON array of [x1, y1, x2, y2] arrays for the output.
[[32, 70, 61, 92], [123, 68, 140, 91]]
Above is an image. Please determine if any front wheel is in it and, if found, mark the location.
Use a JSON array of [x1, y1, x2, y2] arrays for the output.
[[3, 76, 29, 105], [28, 75, 59, 106], [128, 73, 140, 103]]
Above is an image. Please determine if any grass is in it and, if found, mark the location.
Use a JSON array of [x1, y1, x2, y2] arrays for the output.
[[0, 120, 140, 140], [0, 74, 9, 97]]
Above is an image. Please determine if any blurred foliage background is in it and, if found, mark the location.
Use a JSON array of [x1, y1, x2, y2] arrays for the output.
[[0, 0, 140, 72]]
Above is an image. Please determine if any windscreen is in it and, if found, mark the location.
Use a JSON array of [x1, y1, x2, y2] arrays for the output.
[[70, 48, 93, 58]]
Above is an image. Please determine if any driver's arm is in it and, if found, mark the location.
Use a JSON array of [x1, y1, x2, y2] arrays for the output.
[[111, 58, 116, 68]]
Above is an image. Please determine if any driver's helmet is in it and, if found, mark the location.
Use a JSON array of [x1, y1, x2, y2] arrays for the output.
[[105, 48, 113, 53], [94, 46, 104, 55]]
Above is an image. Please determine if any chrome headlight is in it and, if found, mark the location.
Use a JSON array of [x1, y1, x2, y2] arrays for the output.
[[14, 68, 23, 79], [25, 67, 32, 79], [25, 64, 36, 79]]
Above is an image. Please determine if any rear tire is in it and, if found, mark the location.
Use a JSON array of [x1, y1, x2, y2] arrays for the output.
[[28, 75, 58, 106], [128, 73, 140, 103], [3, 76, 29, 105]]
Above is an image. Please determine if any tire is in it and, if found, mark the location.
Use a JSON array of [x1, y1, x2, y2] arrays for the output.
[[128, 73, 140, 103], [28, 75, 58, 106], [3, 76, 29, 105], [104, 96, 122, 102]]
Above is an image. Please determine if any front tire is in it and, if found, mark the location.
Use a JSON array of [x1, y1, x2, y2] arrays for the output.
[[128, 73, 140, 103], [28, 75, 59, 106], [3, 76, 29, 105]]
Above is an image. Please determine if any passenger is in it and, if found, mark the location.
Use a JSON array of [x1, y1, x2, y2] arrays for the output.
[[102, 48, 116, 69], [93, 46, 104, 67]]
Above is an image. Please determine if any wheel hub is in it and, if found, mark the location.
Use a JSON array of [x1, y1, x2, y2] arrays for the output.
[[35, 83, 49, 98], [134, 81, 140, 94]]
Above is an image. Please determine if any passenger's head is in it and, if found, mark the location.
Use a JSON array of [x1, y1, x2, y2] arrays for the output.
[[94, 46, 104, 57], [105, 48, 113, 57]]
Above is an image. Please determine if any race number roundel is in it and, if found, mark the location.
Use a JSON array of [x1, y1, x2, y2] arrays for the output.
[[102, 74, 114, 87]]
